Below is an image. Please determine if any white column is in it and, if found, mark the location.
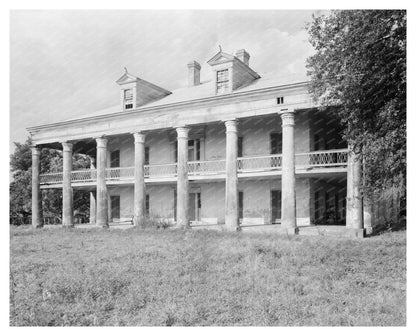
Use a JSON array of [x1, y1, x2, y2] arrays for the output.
[[61, 142, 73, 227], [31, 146, 43, 228], [176, 127, 190, 228], [363, 197, 373, 235], [346, 147, 364, 236], [278, 110, 297, 234], [133, 132, 146, 227], [225, 120, 239, 230], [96, 137, 109, 228], [89, 157, 96, 225]]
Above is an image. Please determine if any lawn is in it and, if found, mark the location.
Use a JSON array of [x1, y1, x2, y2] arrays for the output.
[[9, 226, 406, 326]]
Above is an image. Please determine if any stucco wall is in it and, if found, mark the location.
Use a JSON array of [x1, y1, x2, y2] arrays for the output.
[[109, 178, 311, 226], [108, 185, 133, 219]]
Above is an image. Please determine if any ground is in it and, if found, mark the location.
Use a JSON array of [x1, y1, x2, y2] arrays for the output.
[[10, 226, 406, 326]]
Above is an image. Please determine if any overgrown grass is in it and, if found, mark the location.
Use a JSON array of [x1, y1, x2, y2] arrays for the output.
[[10, 226, 406, 326]]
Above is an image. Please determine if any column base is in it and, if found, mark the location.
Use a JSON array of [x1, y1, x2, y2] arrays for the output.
[[223, 225, 241, 232], [133, 216, 145, 228], [286, 227, 299, 235], [348, 228, 365, 238], [364, 227, 373, 236]]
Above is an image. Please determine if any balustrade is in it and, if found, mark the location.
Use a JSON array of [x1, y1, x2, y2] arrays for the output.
[[39, 149, 349, 185]]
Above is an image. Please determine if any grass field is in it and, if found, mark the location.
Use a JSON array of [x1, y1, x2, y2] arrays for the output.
[[9, 226, 406, 326]]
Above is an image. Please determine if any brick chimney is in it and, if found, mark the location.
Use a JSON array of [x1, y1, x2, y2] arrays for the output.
[[187, 61, 201, 87], [236, 49, 250, 66]]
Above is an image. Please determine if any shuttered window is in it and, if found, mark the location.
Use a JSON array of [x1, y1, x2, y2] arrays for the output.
[[216, 69, 229, 94]]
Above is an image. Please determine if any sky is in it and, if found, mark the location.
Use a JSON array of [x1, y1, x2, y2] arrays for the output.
[[10, 10, 324, 152]]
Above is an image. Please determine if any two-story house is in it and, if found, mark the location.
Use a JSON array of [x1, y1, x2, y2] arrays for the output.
[[27, 48, 371, 237]]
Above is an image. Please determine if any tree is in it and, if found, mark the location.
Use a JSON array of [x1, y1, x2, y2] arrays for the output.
[[10, 137, 91, 225], [306, 10, 406, 200]]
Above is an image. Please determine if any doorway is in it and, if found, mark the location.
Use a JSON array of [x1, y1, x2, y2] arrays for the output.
[[271, 190, 281, 224], [189, 192, 201, 222], [110, 195, 120, 220]]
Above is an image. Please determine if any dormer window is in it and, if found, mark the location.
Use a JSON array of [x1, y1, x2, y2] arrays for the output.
[[124, 88, 134, 109], [216, 69, 229, 94]]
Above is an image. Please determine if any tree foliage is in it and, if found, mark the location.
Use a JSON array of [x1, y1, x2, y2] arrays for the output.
[[306, 10, 406, 196], [10, 137, 91, 225]]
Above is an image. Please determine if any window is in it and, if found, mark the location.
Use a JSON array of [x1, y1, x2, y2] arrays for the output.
[[124, 88, 134, 109], [238, 137, 243, 157], [174, 139, 201, 162], [145, 146, 150, 165], [276, 96, 284, 104], [216, 69, 229, 94], [110, 150, 120, 168], [188, 139, 201, 161]]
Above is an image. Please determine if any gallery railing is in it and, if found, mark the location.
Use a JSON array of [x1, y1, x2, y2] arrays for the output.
[[39, 149, 348, 185]]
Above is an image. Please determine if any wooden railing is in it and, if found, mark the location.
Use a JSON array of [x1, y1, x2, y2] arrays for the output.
[[106, 167, 134, 180], [72, 169, 96, 182], [39, 149, 348, 185], [188, 159, 226, 175], [295, 149, 349, 168], [238, 154, 282, 172], [40, 172, 63, 184], [145, 163, 177, 177]]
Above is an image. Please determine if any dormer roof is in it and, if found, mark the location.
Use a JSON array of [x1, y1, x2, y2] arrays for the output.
[[116, 71, 139, 85], [207, 51, 236, 66], [116, 70, 171, 95]]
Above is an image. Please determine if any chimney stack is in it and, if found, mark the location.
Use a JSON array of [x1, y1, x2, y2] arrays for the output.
[[236, 49, 250, 66], [187, 61, 201, 87]]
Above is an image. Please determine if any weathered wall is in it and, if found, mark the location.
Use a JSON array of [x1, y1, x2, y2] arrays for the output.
[[110, 178, 312, 226]]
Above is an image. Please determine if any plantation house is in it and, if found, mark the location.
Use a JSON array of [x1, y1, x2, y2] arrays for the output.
[[27, 48, 372, 237]]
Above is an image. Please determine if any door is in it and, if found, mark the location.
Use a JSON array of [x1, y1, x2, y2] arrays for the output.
[[238, 191, 244, 222], [110, 150, 120, 168], [270, 133, 282, 168], [189, 192, 201, 222], [110, 196, 120, 220], [271, 190, 281, 224], [270, 133, 282, 154]]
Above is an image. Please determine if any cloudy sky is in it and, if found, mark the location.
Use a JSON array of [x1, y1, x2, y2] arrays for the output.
[[10, 10, 324, 151]]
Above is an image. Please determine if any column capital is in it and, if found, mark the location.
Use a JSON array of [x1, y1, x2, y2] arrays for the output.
[[61, 142, 73, 152], [96, 137, 108, 148], [30, 146, 41, 155], [278, 109, 295, 126], [224, 119, 238, 133], [176, 127, 190, 138], [133, 132, 146, 143]]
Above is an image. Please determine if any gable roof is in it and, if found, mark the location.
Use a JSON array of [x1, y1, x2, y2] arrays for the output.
[[63, 72, 309, 122]]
